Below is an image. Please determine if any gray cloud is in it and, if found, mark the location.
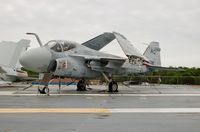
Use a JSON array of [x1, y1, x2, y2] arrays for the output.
[[0, 0, 199, 67]]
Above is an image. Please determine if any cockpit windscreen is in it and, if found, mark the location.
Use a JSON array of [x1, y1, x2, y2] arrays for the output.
[[46, 41, 76, 52]]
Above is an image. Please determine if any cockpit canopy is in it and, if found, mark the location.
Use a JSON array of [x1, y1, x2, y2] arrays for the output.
[[45, 40, 76, 52]]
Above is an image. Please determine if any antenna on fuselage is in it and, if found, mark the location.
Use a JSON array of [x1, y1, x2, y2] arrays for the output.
[[26, 32, 43, 47]]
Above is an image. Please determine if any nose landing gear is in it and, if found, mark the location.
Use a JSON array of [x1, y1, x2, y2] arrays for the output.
[[38, 85, 50, 95], [37, 73, 52, 96]]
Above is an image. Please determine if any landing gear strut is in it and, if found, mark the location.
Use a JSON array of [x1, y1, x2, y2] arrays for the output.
[[101, 72, 118, 93], [77, 79, 87, 91], [37, 73, 52, 95]]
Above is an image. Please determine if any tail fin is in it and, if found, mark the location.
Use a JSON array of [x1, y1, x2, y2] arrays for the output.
[[0, 39, 30, 68], [143, 41, 161, 66], [11, 39, 30, 68]]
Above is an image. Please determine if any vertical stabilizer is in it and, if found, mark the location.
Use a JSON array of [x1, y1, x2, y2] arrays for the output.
[[11, 39, 30, 68], [0, 39, 30, 68], [143, 42, 161, 66]]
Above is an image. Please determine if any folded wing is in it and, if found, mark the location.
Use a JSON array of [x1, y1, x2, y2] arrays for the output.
[[82, 32, 115, 51], [113, 32, 149, 63]]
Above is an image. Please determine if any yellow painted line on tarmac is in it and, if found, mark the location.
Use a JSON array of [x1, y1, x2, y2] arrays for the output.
[[0, 108, 110, 113], [1, 108, 200, 113]]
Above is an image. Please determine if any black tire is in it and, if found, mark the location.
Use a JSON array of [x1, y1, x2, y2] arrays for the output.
[[45, 87, 50, 96], [77, 80, 86, 91], [38, 87, 47, 94], [108, 81, 118, 92]]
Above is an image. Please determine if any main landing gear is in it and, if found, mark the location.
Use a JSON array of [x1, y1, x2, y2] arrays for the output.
[[101, 72, 118, 93], [77, 79, 87, 91], [76, 78, 118, 92], [108, 80, 118, 92]]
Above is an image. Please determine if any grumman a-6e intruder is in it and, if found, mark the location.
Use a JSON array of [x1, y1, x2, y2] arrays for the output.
[[19, 32, 163, 93]]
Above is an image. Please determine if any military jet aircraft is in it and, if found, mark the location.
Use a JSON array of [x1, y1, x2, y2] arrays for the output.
[[19, 32, 162, 92], [0, 39, 30, 84]]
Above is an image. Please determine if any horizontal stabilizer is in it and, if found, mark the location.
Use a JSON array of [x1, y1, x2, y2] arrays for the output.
[[148, 65, 181, 72]]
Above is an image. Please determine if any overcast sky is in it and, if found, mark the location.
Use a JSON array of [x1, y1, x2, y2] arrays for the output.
[[0, 0, 199, 67]]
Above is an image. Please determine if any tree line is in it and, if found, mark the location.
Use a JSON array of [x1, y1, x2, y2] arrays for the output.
[[113, 67, 200, 85]]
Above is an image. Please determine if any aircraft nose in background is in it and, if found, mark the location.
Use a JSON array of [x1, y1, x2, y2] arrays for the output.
[[19, 47, 52, 72]]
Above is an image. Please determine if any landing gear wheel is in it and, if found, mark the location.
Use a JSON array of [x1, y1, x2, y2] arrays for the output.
[[108, 81, 118, 92], [45, 87, 50, 96], [77, 80, 87, 91], [38, 86, 49, 95]]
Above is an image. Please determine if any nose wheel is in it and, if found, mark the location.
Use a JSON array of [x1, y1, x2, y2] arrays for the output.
[[38, 86, 50, 95]]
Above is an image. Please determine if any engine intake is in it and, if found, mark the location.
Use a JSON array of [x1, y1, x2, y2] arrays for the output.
[[48, 59, 68, 73], [48, 60, 57, 72]]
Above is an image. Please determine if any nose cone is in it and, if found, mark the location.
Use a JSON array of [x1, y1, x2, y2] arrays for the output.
[[20, 47, 52, 72]]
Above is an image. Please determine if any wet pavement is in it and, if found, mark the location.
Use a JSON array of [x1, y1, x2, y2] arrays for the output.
[[0, 84, 200, 132]]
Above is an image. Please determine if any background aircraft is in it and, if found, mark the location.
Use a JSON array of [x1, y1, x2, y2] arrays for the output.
[[0, 39, 30, 84], [19, 32, 162, 92]]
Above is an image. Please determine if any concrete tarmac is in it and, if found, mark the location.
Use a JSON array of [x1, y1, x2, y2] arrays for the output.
[[0, 84, 200, 132]]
